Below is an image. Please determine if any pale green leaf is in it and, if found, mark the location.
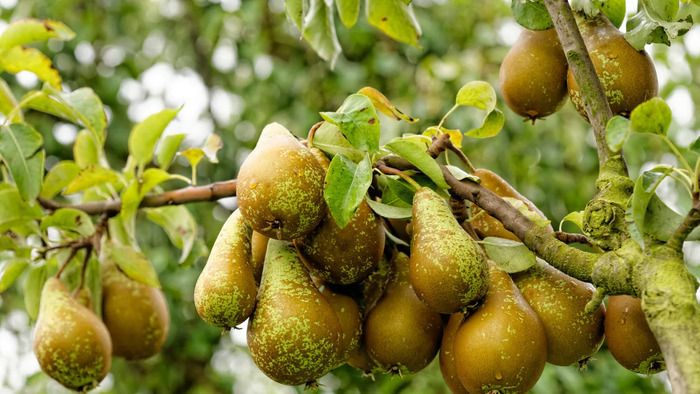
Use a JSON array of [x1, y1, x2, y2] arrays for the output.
[[511, 0, 553, 30], [145, 206, 197, 263], [324, 154, 373, 228], [25, 87, 107, 141], [179, 147, 205, 168], [456, 81, 497, 112], [336, 0, 360, 27], [0, 47, 61, 88], [320, 94, 380, 153], [0, 123, 45, 201], [104, 243, 160, 288], [41, 160, 80, 199], [23, 264, 46, 320], [481, 237, 536, 273], [128, 108, 179, 167], [64, 165, 121, 195], [302, 0, 341, 67], [606, 115, 631, 152], [465, 109, 505, 139], [630, 97, 672, 135], [41, 208, 95, 238], [73, 129, 99, 168], [0, 259, 29, 292], [0, 19, 74, 51], [286, 0, 306, 30], [445, 165, 480, 182], [0, 79, 21, 122], [627, 168, 673, 248], [385, 138, 449, 189], [367, 0, 421, 46], [156, 133, 186, 169], [0, 185, 42, 231], [365, 198, 412, 219], [558, 210, 584, 232], [311, 122, 364, 162], [599, 0, 626, 27]]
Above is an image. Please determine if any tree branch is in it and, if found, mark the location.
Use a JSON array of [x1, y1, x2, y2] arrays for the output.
[[38, 180, 237, 215], [667, 198, 700, 251]]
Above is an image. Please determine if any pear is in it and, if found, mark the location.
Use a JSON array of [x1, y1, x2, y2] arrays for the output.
[[33, 278, 112, 391], [347, 344, 377, 374], [499, 28, 568, 120], [364, 252, 443, 374], [453, 265, 547, 393], [410, 187, 488, 314], [470, 168, 551, 241], [320, 286, 362, 365], [250, 230, 268, 283], [513, 259, 605, 365], [605, 295, 665, 374], [237, 123, 326, 240], [298, 201, 385, 285], [568, 15, 658, 118], [440, 312, 468, 394], [102, 264, 169, 360], [194, 209, 257, 329], [247, 239, 343, 385]]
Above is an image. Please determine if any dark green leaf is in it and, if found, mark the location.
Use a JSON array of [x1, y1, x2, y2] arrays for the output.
[[0, 123, 44, 201], [511, 0, 553, 30], [104, 242, 160, 288], [128, 108, 179, 167], [156, 133, 186, 169], [456, 81, 496, 111], [320, 94, 380, 153], [302, 0, 341, 66], [0, 259, 29, 292], [367, 0, 421, 46], [23, 264, 47, 320], [482, 237, 537, 273], [41, 160, 80, 199], [145, 206, 197, 263], [336, 0, 360, 27], [606, 115, 631, 152], [385, 138, 449, 189], [465, 109, 505, 139], [365, 198, 412, 219], [324, 154, 373, 228], [630, 97, 672, 135]]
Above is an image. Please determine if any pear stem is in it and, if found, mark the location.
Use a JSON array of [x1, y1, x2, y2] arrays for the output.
[[306, 121, 323, 149], [55, 247, 79, 279], [77, 245, 93, 290]]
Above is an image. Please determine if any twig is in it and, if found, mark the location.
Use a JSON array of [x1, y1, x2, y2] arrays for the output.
[[77, 245, 93, 290], [554, 231, 594, 246], [55, 247, 79, 279], [376, 162, 421, 190], [667, 198, 700, 251]]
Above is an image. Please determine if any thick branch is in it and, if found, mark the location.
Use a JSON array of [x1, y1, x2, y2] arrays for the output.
[[543, 0, 613, 166], [39, 180, 237, 215]]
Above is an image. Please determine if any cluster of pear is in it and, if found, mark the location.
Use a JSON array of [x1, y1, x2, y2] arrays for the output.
[[33, 263, 170, 391], [193, 122, 664, 392], [500, 14, 658, 121]]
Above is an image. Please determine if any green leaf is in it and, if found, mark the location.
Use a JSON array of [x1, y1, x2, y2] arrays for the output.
[[511, 0, 553, 30], [481, 237, 537, 273], [645, 0, 678, 21], [0, 79, 22, 122], [627, 168, 673, 248], [202, 133, 223, 163], [0, 19, 74, 51], [643, 194, 683, 241], [599, 0, 626, 27], [503, 197, 552, 229], [41, 208, 95, 238], [385, 138, 449, 189], [104, 243, 160, 288], [444, 165, 480, 183], [144, 206, 197, 263], [25, 87, 107, 141], [73, 129, 99, 168], [358, 86, 417, 123], [456, 81, 497, 112], [0, 47, 61, 88], [336, 0, 360, 27], [41, 160, 80, 199], [84, 256, 102, 316], [367, 0, 421, 46], [179, 238, 209, 268], [23, 264, 47, 320], [0, 123, 45, 201], [0, 184, 42, 231], [320, 94, 380, 153], [630, 97, 672, 135], [365, 198, 413, 219], [0, 259, 29, 292], [605, 115, 631, 152], [377, 174, 414, 207], [324, 154, 373, 228], [120, 168, 176, 235], [465, 109, 505, 139], [64, 165, 120, 194], [559, 210, 584, 232], [286, 0, 306, 30], [311, 122, 364, 162], [384, 226, 409, 247], [625, 8, 692, 49], [179, 147, 205, 168], [128, 108, 179, 167], [156, 133, 186, 169], [302, 0, 341, 67]]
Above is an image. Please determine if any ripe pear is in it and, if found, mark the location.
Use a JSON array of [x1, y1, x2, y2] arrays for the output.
[[320, 286, 362, 365], [410, 187, 488, 314], [194, 209, 257, 329], [102, 264, 169, 360], [499, 28, 568, 120], [298, 201, 384, 285], [33, 278, 112, 391], [250, 230, 268, 283], [453, 265, 547, 393], [247, 239, 343, 385], [237, 122, 326, 240], [605, 295, 665, 374], [470, 168, 551, 241], [439, 312, 468, 394], [364, 252, 443, 374], [568, 15, 658, 118], [513, 259, 605, 365]]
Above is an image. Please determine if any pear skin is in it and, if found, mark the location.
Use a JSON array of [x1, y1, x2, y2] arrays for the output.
[[102, 264, 169, 360], [410, 187, 488, 314], [440, 312, 468, 394], [250, 230, 269, 284], [237, 123, 326, 240], [247, 239, 343, 385], [320, 286, 362, 365], [33, 278, 112, 391], [194, 209, 257, 329]]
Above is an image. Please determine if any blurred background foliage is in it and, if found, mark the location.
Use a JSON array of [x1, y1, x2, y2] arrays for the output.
[[0, 0, 698, 392]]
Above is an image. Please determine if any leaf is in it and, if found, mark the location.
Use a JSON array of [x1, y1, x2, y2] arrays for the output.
[[465, 109, 505, 139], [0, 79, 21, 122], [456, 81, 497, 112], [202, 133, 223, 163], [643, 194, 683, 241], [377, 174, 414, 207], [689, 137, 700, 155], [320, 94, 380, 153], [312, 122, 364, 162], [179, 147, 205, 168], [302, 0, 341, 67], [0, 47, 61, 88], [144, 206, 197, 263], [630, 97, 672, 135], [64, 165, 120, 194], [286, 0, 306, 30], [0, 259, 29, 292], [336, 0, 360, 27], [367, 0, 421, 46], [358, 86, 417, 123], [605, 115, 631, 152], [25, 87, 107, 141], [41, 208, 95, 238], [179, 238, 208, 268], [559, 210, 584, 232], [23, 264, 47, 320], [104, 242, 160, 288], [511, 0, 553, 30], [156, 133, 186, 169], [627, 168, 673, 248], [0, 123, 45, 201], [0, 19, 74, 51], [128, 108, 179, 167], [445, 165, 480, 182], [0, 184, 42, 231], [120, 168, 176, 233], [324, 154, 373, 228], [599, 0, 626, 27], [625, 8, 692, 49], [481, 237, 537, 273], [385, 138, 449, 189], [503, 197, 552, 229], [84, 256, 102, 316], [73, 129, 99, 168], [644, 0, 678, 21], [384, 226, 409, 247], [424, 126, 463, 148], [365, 198, 413, 219], [41, 160, 80, 199]]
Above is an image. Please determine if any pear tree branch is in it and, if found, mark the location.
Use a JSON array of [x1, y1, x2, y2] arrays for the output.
[[667, 194, 700, 251]]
